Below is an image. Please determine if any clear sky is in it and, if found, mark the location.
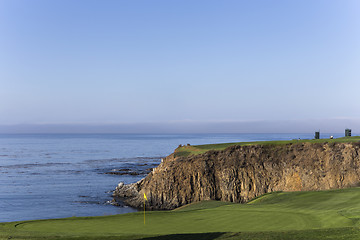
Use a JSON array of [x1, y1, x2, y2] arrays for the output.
[[1, 0, 359, 133]]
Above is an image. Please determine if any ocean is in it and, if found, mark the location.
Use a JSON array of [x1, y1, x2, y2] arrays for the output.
[[0, 133, 345, 222]]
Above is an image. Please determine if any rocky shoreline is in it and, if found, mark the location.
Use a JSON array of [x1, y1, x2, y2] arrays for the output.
[[105, 167, 153, 176], [113, 142, 360, 210]]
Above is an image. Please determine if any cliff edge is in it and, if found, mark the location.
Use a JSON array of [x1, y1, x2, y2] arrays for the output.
[[113, 141, 360, 210]]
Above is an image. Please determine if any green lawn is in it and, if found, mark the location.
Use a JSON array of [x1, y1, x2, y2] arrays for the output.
[[2, 187, 360, 239], [174, 136, 360, 157]]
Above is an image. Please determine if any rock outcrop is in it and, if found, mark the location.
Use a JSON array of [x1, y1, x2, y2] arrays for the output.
[[113, 142, 360, 210]]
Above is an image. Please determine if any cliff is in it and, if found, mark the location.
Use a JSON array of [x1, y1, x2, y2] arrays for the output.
[[113, 141, 360, 210]]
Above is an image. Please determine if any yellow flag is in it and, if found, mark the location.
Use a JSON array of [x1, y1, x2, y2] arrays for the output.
[[143, 193, 147, 225]]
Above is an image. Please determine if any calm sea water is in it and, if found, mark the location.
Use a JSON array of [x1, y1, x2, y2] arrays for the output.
[[0, 133, 345, 222]]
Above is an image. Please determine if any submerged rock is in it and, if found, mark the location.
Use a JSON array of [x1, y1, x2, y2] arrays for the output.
[[105, 167, 152, 176], [113, 142, 360, 210]]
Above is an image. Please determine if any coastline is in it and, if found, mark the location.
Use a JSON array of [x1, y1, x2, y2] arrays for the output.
[[113, 136, 360, 210]]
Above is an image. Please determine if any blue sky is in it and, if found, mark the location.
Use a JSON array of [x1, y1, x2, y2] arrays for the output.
[[1, 0, 359, 133]]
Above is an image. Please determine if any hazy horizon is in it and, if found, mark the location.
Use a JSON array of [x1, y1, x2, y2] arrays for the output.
[[1, 118, 359, 134]]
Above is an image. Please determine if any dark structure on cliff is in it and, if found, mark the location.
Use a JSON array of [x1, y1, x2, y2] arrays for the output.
[[315, 131, 320, 139], [346, 129, 352, 137]]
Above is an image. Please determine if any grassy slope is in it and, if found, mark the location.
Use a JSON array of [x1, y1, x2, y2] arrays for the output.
[[2, 188, 360, 239], [174, 136, 360, 157]]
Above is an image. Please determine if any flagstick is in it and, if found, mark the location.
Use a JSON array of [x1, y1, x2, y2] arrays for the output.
[[144, 198, 145, 225]]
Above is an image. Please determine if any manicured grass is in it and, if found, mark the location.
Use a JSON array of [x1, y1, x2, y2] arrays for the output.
[[174, 136, 360, 157], [2, 187, 360, 239]]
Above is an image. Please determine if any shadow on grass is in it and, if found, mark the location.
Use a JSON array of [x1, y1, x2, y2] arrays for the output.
[[140, 232, 225, 240], [0, 232, 226, 240]]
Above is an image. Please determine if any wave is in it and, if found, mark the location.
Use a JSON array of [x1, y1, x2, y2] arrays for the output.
[[84, 156, 163, 164], [0, 162, 72, 169]]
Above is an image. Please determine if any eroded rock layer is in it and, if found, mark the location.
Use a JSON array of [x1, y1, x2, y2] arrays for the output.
[[113, 142, 360, 210]]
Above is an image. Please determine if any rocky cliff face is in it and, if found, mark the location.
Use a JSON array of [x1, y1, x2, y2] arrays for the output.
[[113, 142, 360, 210]]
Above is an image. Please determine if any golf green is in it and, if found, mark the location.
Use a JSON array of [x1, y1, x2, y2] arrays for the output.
[[2, 187, 360, 239]]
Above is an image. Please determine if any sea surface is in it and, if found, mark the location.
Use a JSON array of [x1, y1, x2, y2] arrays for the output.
[[0, 133, 345, 222]]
